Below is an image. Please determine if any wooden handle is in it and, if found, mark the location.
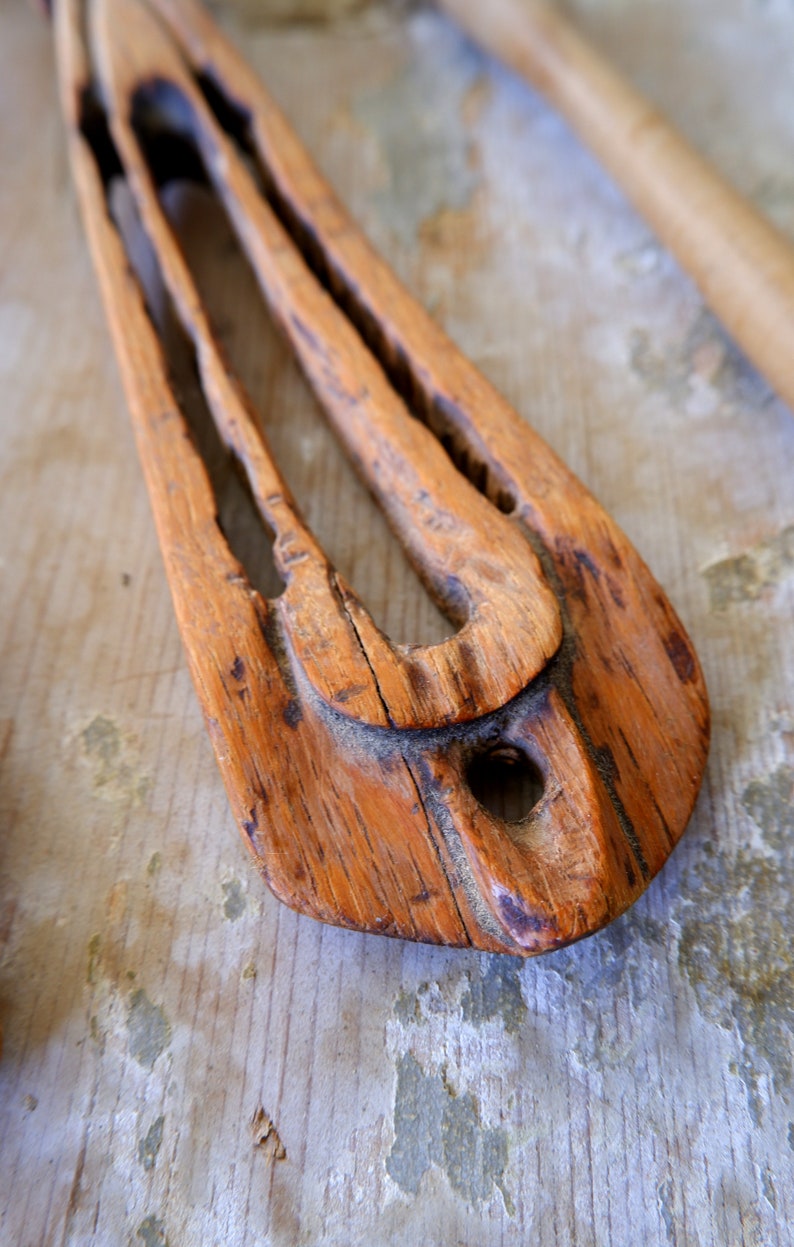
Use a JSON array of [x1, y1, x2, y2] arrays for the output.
[[439, 0, 794, 416], [57, 0, 709, 954]]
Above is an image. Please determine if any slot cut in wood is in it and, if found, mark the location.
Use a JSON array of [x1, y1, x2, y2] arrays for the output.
[[53, 0, 709, 955]]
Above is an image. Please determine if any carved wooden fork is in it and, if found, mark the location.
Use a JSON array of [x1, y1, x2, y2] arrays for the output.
[[53, 0, 709, 955]]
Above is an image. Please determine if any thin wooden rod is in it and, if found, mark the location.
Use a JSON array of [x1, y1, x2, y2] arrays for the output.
[[439, 0, 794, 417]]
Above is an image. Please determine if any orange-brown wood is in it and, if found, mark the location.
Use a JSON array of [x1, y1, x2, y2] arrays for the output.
[[92, 0, 564, 734], [54, 0, 709, 954]]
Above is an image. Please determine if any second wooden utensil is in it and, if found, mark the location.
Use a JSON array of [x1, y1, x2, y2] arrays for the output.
[[440, 0, 794, 419]]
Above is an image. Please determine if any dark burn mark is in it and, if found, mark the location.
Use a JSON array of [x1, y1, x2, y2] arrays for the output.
[[242, 806, 259, 841], [603, 533, 624, 571], [664, 629, 696, 684], [406, 661, 431, 699], [648, 788, 674, 848], [291, 313, 326, 358], [282, 699, 303, 729], [606, 575, 625, 609], [574, 549, 601, 581], [498, 892, 555, 939], [332, 683, 368, 704], [231, 656, 245, 681], [456, 639, 479, 675], [411, 889, 436, 904], [618, 727, 639, 771], [625, 858, 637, 889]]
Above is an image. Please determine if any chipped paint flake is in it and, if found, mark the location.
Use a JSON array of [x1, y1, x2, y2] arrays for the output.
[[80, 714, 150, 805], [460, 956, 527, 1034], [677, 765, 794, 1118], [127, 990, 171, 1072], [138, 1115, 165, 1171], [86, 933, 102, 986], [251, 1106, 287, 1160], [386, 1053, 511, 1211], [703, 525, 794, 611], [137, 1215, 168, 1247], [222, 878, 247, 921], [353, 14, 482, 245], [629, 307, 773, 414]]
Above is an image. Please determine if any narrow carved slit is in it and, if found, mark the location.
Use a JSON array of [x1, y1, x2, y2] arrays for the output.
[[130, 82, 454, 647], [78, 86, 124, 185], [191, 69, 519, 517], [78, 88, 284, 599]]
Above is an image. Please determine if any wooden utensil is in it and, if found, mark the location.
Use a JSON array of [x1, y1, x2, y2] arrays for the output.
[[440, 0, 794, 419], [53, 0, 708, 955]]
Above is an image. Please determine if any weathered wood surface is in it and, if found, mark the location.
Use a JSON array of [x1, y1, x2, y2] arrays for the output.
[[57, 0, 708, 955], [441, 0, 794, 421], [1, 0, 792, 1241]]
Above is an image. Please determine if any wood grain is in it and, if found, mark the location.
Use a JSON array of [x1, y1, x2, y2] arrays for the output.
[[55, 0, 707, 954], [2, 1, 792, 1242], [439, 0, 794, 421]]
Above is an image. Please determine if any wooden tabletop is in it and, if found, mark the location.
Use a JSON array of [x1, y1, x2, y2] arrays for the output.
[[1, 1, 793, 1243]]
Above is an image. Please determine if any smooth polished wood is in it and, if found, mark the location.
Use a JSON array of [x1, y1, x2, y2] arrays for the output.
[[54, 0, 708, 954]]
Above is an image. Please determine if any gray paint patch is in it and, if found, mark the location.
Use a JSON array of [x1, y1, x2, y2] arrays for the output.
[[442, 1090, 511, 1211], [387, 1053, 511, 1211], [630, 307, 772, 412], [678, 764, 794, 1119], [138, 1115, 165, 1171], [703, 525, 794, 612], [386, 1053, 444, 1195], [461, 956, 526, 1033], [137, 1215, 168, 1247], [86, 933, 102, 985], [80, 714, 150, 804], [742, 764, 794, 852], [127, 990, 172, 1071], [222, 878, 247, 921], [353, 14, 482, 245], [393, 988, 420, 1025]]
